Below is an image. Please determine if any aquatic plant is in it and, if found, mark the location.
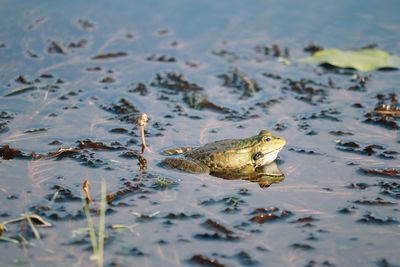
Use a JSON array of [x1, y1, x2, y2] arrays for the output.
[[152, 176, 177, 189], [82, 180, 107, 267]]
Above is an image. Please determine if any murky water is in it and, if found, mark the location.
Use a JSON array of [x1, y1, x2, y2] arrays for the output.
[[1, 1, 399, 266]]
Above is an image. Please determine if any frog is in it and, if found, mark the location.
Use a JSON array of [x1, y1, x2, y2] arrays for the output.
[[160, 130, 286, 177]]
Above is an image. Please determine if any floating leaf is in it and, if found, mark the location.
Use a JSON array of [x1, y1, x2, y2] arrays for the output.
[[299, 49, 400, 71]]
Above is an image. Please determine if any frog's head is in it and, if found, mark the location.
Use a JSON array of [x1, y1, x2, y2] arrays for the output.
[[252, 130, 286, 167]]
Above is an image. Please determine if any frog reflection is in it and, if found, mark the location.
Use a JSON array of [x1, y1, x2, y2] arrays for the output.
[[210, 161, 285, 188]]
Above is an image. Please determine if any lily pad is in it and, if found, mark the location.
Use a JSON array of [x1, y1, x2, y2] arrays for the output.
[[300, 49, 400, 71]]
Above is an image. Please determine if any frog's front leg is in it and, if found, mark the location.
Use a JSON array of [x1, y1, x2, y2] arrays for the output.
[[161, 158, 209, 173], [211, 164, 255, 178], [163, 146, 194, 156]]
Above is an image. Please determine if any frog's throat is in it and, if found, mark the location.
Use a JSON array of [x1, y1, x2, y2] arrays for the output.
[[255, 147, 283, 167]]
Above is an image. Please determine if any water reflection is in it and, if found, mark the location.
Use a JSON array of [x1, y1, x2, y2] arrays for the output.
[[211, 161, 285, 188]]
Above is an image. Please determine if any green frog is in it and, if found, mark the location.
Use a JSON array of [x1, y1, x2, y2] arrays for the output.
[[161, 130, 286, 177]]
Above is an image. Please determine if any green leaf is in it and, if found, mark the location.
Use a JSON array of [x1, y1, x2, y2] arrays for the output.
[[299, 49, 400, 71]]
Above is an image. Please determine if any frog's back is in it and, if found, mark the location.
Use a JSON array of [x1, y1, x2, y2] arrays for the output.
[[184, 138, 255, 170], [186, 138, 254, 155]]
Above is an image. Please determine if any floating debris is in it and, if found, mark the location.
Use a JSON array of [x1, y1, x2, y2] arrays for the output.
[[151, 72, 203, 92], [183, 91, 233, 114], [218, 68, 261, 98], [234, 251, 258, 266], [357, 212, 398, 225], [288, 146, 322, 155], [289, 243, 314, 250], [47, 41, 66, 54], [99, 76, 115, 83], [119, 150, 147, 170], [163, 212, 202, 220], [78, 140, 124, 151], [249, 207, 293, 224], [329, 130, 354, 136], [337, 206, 357, 215], [146, 54, 176, 63], [211, 49, 242, 62], [45, 184, 81, 202], [353, 197, 397, 206], [77, 18, 95, 30], [0, 112, 13, 134], [0, 145, 32, 160], [189, 254, 226, 267], [109, 127, 128, 134], [24, 128, 48, 134], [375, 258, 398, 267], [304, 259, 336, 267], [106, 181, 142, 204], [346, 182, 370, 190], [101, 98, 140, 124], [128, 82, 148, 95], [378, 181, 400, 199], [296, 108, 341, 122], [200, 196, 245, 209], [282, 78, 327, 105], [115, 246, 146, 257], [255, 44, 290, 62], [291, 216, 319, 223], [67, 39, 87, 48], [347, 74, 369, 91], [303, 43, 324, 54], [194, 219, 240, 241], [364, 93, 399, 129], [91, 52, 128, 60], [360, 167, 400, 178], [200, 219, 235, 236], [335, 140, 396, 158]]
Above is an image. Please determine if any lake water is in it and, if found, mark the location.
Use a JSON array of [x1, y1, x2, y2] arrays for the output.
[[0, 1, 399, 266]]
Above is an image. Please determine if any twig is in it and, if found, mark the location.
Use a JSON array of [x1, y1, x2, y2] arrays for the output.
[[82, 180, 92, 204], [138, 113, 151, 153]]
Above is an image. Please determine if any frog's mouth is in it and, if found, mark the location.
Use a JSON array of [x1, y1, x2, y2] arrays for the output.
[[254, 147, 283, 167]]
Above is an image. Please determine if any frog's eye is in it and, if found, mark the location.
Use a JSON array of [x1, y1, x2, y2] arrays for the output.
[[264, 137, 271, 142]]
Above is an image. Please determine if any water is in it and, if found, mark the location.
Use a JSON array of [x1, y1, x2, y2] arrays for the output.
[[0, 1, 399, 266]]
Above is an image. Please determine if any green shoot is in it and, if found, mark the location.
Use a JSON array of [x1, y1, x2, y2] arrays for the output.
[[82, 180, 107, 267]]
